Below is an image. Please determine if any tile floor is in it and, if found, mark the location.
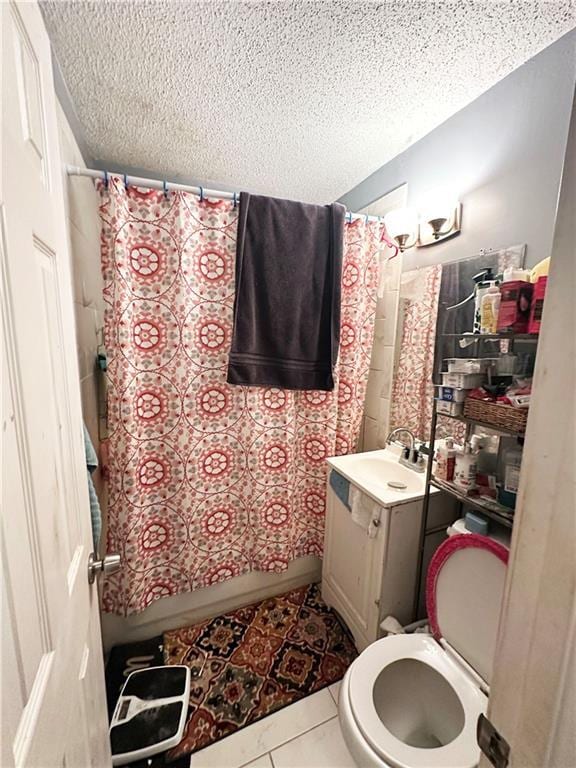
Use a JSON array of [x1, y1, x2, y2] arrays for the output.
[[189, 680, 356, 768]]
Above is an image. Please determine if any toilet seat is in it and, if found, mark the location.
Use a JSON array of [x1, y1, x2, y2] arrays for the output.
[[348, 633, 486, 768], [341, 535, 510, 768]]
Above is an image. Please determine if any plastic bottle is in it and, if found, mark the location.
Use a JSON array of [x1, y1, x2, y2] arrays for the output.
[[503, 443, 523, 494], [530, 257, 550, 283], [453, 442, 478, 490], [473, 269, 495, 334], [480, 282, 501, 334], [503, 267, 531, 283], [436, 438, 456, 482], [496, 441, 523, 509], [496, 353, 518, 375]]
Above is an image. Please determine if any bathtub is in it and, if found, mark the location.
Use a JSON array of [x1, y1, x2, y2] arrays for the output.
[[101, 555, 321, 650]]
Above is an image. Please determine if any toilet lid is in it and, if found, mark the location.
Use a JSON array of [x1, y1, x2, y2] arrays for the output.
[[426, 534, 509, 685]]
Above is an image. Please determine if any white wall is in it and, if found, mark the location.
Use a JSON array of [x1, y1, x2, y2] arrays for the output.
[[339, 30, 576, 272], [57, 102, 107, 530]]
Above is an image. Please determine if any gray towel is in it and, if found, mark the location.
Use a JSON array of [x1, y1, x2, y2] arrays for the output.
[[227, 192, 345, 390], [83, 424, 101, 550]]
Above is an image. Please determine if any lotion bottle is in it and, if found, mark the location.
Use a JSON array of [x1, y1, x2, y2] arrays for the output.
[[480, 282, 501, 334], [454, 440, 480, 490]]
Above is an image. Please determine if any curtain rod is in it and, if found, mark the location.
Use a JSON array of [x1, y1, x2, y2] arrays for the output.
[[65, 165, 383, 223]]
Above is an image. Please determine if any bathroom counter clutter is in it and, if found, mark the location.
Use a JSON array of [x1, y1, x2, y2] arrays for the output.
[[431, 476, 515, 528], [326, 445, 440, 508], [411, 251, 546, 619]]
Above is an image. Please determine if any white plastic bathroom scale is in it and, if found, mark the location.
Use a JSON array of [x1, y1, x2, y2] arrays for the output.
[[110, 665, 191, 765]]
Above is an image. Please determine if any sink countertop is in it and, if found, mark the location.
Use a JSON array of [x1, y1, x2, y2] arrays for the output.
[[326, 445, 439, 508]]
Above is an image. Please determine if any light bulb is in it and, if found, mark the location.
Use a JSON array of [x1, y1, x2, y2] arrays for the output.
[[419, 188, 457, 238], [383, 207, 418, 248]]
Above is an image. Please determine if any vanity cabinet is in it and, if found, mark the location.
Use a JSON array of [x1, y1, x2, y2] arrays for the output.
[[322, 470, 456, 651]]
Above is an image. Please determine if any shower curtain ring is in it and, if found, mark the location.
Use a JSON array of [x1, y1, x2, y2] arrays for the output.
[[199, 186, 204, 202], [163, 179, 169, 199], [123, 173, 129, 191], [365, 214, 370, 224], [233, 192, 237, 209], [103, 170, 109, 189]]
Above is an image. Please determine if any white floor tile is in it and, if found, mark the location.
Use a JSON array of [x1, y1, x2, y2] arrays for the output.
[[328, 681, 341, 706], [271, 716, 356, 768], [240, 755, 273, 768], [189, 689, 337, 768]]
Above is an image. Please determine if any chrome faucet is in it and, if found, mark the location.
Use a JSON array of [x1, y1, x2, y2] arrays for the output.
[[385, 427, 425, 473], [386, 427, 416, 451]]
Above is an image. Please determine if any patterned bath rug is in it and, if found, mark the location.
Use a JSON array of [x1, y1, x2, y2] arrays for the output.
[[163, 582, 357, 761]]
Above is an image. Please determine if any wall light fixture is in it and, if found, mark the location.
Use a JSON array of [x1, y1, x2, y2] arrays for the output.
[[418, 190, 462, 246], [383, 207, 418, 252], [384, 193, 462, 251]]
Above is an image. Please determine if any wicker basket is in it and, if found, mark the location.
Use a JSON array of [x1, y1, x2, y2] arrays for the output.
[[463, 398, 528, 434]]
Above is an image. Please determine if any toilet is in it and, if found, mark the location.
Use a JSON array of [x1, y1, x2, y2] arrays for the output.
[[339, 534, 509, 768]]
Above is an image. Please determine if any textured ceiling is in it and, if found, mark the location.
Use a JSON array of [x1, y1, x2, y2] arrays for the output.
[[41, 1, 575, 203]]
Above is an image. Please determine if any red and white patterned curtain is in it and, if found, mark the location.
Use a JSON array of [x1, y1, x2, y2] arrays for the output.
[[389, 265, 442, 441], [98, 177, 382, 615]]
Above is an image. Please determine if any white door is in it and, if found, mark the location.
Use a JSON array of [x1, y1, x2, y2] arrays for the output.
[[480, 96, 575, 767], [1, 2, 111, 766]]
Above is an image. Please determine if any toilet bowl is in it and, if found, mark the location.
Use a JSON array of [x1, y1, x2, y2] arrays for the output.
[[339, 534, 509, 768]]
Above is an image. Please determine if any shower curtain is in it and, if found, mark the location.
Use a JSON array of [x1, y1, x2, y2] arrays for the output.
[[98, 177, 383, 615]]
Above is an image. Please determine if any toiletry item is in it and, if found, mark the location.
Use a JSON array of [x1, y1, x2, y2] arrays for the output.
[[436, 438, 456, 482], [449, 516, 511, 547], [497, 438, 523, 509], [472, 269, 496, 334], [516, 351, 536, 376], [496, 353, 518, 375], [480, 282, 501, 334], [436, 385, 469, 402], [507, 393, 531, 409], [528, 276, 547, 334], [445, 357, 498, 374], [441, 371, 485, 388], [464, 511, 489, 535], [498, 487, 517, 509], [435, 399, 464, 416], [503, 443, 522, 495], [497, 277, 534, 333], [530, 257, 550, 283], [502, 267, 531, 283], [453, 442, 479, 490], [476, 472, 498, 499]]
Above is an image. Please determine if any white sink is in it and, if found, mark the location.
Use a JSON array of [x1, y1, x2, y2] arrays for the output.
[[327, 447, 437, 507]]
